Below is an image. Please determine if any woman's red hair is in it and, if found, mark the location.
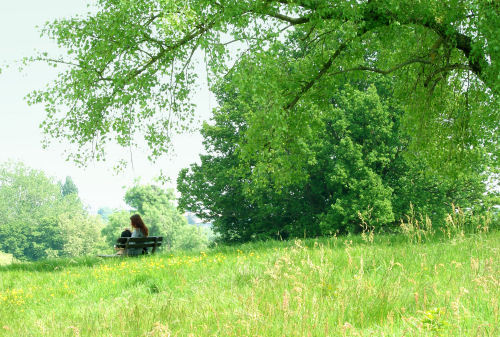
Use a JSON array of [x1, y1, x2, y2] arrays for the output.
[[130, 214, 149, 237]]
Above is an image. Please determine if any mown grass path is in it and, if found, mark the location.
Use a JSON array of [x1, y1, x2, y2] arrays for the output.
[[1, 232, 499, 336]]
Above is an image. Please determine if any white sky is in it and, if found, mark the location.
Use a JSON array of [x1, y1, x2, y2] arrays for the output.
[[0, 0, 213, 212]]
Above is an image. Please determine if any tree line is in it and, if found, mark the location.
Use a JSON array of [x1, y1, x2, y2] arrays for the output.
[[0, 162, 208, 261]]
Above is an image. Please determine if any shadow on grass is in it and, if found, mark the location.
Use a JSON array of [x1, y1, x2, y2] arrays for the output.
[[0, 255, 103, 273]]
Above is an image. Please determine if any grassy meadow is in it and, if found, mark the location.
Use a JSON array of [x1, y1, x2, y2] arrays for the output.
[[0, 231, 498, 336]]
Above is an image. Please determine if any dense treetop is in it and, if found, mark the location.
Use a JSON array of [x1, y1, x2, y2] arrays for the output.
[[178, 75, 490, 241], [26, 0, 498, 171]]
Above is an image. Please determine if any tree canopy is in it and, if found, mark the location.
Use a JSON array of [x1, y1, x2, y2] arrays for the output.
[[27, 0, 498, 170], [178, 75, 489, 241]]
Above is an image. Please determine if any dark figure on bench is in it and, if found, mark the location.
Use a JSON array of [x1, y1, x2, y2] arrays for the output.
[[120, 229, 132, 238]]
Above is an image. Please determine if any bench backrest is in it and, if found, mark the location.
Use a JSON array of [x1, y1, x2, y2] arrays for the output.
[[115, 236, 163, 255]]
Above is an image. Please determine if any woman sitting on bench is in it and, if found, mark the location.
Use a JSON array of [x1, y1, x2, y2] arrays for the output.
[[115, 214, 149, 256], [127, 214, 149, 255]]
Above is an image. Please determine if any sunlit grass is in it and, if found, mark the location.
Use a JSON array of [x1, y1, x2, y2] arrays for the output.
[[0, 231, 498, 336], [0, 251, 13, 266]]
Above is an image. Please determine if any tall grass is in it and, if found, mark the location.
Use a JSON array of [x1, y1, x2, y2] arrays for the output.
[[0, 229, 498, 336], [399, 203, 495, 244]]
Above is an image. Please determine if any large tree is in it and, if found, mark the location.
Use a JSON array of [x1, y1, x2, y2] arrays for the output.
[[178, 75, 488, 242], [26, 0, 498, 170]]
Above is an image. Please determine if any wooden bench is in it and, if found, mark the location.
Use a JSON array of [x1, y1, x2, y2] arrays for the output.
[[99, 236, 163, 257]]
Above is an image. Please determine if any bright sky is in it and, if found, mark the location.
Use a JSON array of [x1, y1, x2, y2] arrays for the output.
[[0, 0, 212, 212]]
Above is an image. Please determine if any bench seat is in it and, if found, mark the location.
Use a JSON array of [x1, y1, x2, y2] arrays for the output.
[[99, 236, 163, 257]]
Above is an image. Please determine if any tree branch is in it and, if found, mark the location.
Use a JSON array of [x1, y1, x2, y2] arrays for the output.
[[377, 9, 491, 89], [266, 1, 492, 89], [33, 57, 81, 68], [283, 14, 389, 111], [285, 43, 347, 110], [33, 57, 113, 81], [128, 19, 217, 81], [424, 63, 471, 87], [265, 12, 310, 25], [329, 58, 433, 76], [181, 40, 199, 74]]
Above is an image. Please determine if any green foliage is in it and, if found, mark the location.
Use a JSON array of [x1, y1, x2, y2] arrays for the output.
[[315, 83, 396, 232], [0, 162, 105, 260], [26, 0, 498, 170], [125, 185, 176, 217], [178, 76, 489, 242], [60, 176, 78, 197], [59, 213, 107, 257], [174, 225, 209, 251], [101, 210, 131, 246]]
